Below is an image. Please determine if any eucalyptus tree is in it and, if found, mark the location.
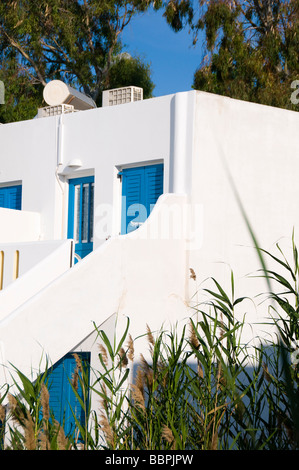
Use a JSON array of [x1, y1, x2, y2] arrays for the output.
[[163, 0, 299, 110], [0, 0, 154, 122]]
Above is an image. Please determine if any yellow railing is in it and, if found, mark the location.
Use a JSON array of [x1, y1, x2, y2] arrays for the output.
[[13, 250, 19, 281], [0, 249, 20, 290]]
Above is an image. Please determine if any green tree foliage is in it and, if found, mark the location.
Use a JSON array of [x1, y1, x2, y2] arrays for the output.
[[164, 0, 299, 110], [0, 55, 44, 123], [0, 0, 154, 123], [107, 53, 155, 101]]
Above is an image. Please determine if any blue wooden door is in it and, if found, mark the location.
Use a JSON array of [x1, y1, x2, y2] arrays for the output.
[[121, 164, 163, 234], [46, 352, 90, 437], [68, 177, 94, 260], [0, 185, 22, 210]]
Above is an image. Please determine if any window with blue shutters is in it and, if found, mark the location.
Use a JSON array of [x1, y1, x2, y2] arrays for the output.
[[121, 164, 164, 234], [46, 352, 90, 438], [68, 177, 94, 260], [0, 184, 22, 210]]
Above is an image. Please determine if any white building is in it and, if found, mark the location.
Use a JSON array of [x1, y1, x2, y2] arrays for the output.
[[0, 82, 298, 437]]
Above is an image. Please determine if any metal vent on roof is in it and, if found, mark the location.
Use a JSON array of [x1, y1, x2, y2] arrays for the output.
[[37, 104, 76, 118], [102, 86, 143, 107]]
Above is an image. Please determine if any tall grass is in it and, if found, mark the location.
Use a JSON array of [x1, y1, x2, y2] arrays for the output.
[[1, 236, 299, 450]]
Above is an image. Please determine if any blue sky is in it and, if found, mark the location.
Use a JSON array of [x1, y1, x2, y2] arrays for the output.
[[121, 8, 203, 97]]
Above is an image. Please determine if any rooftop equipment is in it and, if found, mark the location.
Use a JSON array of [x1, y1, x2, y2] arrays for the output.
[[37, 104, 75, 118], [102, 86, 143, 107], [43, 80, 96, 111]]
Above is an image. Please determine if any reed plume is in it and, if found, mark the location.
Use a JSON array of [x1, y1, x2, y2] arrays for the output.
[[135, 367, 145, 398], [99, 344, 109, 367], [56, 421, 70, 450], [99, 413, 114, 447], [39, 430, 50, 450], [139, 354, 153, 387], [146, 324, 155, 347], [189, 320, 200, 350], [73, 353, 83, 372], [119, 347, 128, 368], [41, 384, 50, 421], [72, 367, 79, 391], [189, 268, 196, 281], [130, 383, 146, 412], [162, 425, 175, 449], [126, 334, 134, 362], [24, 409, 36, 450], [0, 404, 5, 422]]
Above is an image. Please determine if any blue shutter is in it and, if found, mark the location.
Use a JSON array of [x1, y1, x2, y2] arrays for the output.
[[0, 193, 5, 208], [121, 164, 163, 234], [68, 177, 94, 260], [0, 185, 22, 210], [144, 164, 164, 215], [8, 186, 22, 210], [121, 167, 145, 234], [47, 352, 90, 437]]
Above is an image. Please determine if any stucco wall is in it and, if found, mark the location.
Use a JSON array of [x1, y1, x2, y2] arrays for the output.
[[1, 89, 299, 383], [0, 93, 198, 249], [0, 93, 196, 388], [0, 208, 40, 243], [188, 91, 299, 344], [0, 240, 73, 313], [0, 117, 59, 240], [59, 93, 188, 247], [0, 194, 188, 388]]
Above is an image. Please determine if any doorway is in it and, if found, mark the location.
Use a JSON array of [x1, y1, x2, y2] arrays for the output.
[[68, 176, 94, 260]]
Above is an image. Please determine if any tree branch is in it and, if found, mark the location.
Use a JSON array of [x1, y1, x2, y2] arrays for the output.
[[0, 25, 46, 86]]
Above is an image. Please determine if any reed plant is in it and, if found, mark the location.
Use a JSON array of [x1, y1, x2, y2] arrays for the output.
[[251, 232, 299, 449], [127, 323, 194, 450], [2, 235, 299, 450], [4, 361, 72, 449], [89, 317, 132, 449]]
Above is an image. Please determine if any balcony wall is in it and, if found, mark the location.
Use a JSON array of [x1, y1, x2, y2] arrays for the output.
[[0, 239, 73, 320], [0, 208, 41, 243]]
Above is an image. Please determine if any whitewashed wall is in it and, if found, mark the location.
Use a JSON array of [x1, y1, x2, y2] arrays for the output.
[[0, 240, 73, 314], [0, 194, 188, 389], [0, 93, 197, 249], [0, 208, 40, 243], [188, 91, 299, 345], [59, 94, 179, 246], [0, 117, 59, 240], [0, 89, 299, 386], [0, 93, 195, 388]]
